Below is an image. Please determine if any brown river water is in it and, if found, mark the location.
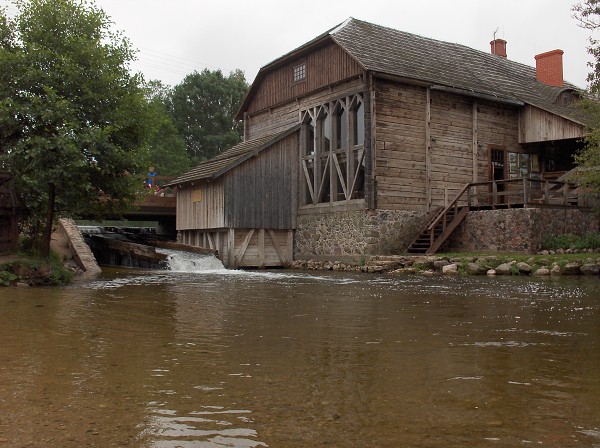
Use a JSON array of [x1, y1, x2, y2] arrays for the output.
[[0, 252, 599, 447]]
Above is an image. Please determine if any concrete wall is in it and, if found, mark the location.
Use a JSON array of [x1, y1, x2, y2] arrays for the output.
[[294, 209, 426, 258], [446, 208, 600, 253]]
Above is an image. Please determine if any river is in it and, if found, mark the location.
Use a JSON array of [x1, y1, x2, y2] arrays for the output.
[[0, 253, 599, 447]]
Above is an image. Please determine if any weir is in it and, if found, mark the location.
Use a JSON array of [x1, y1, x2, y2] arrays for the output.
[[79, 226, 221, 270], [158, 248, 225, 272]]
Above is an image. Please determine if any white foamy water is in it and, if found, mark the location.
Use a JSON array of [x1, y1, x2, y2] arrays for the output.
[[157, 248, 226, 272]]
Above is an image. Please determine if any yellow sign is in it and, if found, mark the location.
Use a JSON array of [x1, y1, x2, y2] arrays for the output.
[[192, 188, 202, 202]]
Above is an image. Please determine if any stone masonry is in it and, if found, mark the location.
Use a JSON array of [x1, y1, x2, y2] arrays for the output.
[[446, 208, 600, 253], [294, 209, 426, 258]]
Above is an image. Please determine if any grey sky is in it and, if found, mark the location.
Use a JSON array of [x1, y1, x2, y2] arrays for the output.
[[1, 0, 594, 88]]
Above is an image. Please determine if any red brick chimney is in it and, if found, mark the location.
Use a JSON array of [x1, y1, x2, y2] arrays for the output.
[[534, 49, 564, 87], [490, 39, 507, 58]]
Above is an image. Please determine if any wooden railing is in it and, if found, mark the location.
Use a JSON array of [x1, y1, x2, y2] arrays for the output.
[[407, 177, 586, 254], [466, 178, 581, 208]]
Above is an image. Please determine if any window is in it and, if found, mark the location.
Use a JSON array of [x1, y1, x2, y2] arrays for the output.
[[299, 93, 366, 205], [293, 62, 306, 82]]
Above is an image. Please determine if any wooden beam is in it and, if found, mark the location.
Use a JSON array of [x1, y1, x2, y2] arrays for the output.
[[301, 159, 316, 203], [258, 229, 265, 269], [235, 229, 254, 265], [472, 101, 478, 183], [425, 87, 432, 211], [268, 230, 285, 264], [332, 153, 349, 199]]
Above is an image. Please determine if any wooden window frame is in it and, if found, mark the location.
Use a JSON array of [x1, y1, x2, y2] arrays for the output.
[[292, 61, 306, 84]]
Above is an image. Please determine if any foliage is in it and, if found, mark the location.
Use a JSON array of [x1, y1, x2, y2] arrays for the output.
[[0, 251, 73, 286], [0, 270, 17, 286], [542, 232, 600, 250], [572, 1, 600, 194], [170, 69, 248, 164], [0, 0, 154, 256], [143, 81, 191, 176]]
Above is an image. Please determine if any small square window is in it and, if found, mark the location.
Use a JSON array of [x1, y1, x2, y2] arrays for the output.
[[293, 63, 306, 82]]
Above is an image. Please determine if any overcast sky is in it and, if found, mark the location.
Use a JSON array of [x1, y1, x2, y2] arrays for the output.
[[1, 0, 595, 89]]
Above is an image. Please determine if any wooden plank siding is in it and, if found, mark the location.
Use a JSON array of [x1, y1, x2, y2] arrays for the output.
[[176, 181, 225, 231], [246, 41, 364, 116], [519, 105, 585, 143], [224, 133, 299, 229]]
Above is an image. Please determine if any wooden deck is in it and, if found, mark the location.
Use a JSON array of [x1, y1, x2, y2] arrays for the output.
[[407, 178, 586, 254]]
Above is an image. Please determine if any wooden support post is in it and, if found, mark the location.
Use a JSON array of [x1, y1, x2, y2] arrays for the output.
[[258, 229, 265, 269], [426, 87, 432, 211], [287, 230, 294, 264], [314, 108, 322, 204], [472, 102, 478, 183], [347, 96, 355, 200], [227, 228, 235, 268]]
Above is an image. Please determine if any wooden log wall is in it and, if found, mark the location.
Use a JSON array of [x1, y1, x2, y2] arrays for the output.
[[246, 41, 363, 116], [373, 79, 524, 211], [429, 90, 474, 205], [374, 82, 427, 210]]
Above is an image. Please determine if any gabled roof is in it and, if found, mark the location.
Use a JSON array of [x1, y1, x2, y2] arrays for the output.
[[166, 124, 300, 187], [239, 18, 584, 124]]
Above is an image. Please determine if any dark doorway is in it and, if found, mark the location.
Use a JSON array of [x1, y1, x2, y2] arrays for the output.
[[490, 148, 506, 204]]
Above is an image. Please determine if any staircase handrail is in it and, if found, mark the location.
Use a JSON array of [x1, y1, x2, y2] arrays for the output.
[[426, 183, 471, 232]]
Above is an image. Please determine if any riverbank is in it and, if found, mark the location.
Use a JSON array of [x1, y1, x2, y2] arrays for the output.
[[290, 251, 600, 277]]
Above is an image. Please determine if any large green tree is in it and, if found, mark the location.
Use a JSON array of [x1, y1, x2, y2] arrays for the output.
[[170, 69, 248, 164], [573, 0, 600, 193], [0, 0, 153, 256], [144, 81, 191, 177]]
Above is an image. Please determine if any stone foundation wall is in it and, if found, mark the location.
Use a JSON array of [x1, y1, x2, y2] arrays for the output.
[[294, 209, 426, 257], [446, 208, 600, 253]]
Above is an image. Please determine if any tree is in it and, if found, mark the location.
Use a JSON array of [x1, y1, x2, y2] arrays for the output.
[[572, 1, 600, 195], [0, 0, 153, 256], [170, 69, 248, 164], [144, 81, 191, 177]]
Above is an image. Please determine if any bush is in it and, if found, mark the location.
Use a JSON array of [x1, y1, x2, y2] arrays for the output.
[[542, 233, 600, 250]]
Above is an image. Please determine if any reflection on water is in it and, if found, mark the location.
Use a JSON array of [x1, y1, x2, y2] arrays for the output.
[[0, 267, 599, 447]]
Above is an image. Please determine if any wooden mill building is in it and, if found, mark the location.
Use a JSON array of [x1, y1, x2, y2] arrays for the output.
[[169, 18, 591, 267]]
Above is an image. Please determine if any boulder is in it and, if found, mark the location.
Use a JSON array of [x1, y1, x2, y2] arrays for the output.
[[466, 262, 487, 275], [580, 264, 600, 276], [562, 262, 582, 276], [495, 262, 515, 275], [550, 265, 562, 276], [442, 264, 459, 275], [517, 262, 532, 275], [433, 259, 451, 270], [533, 268, 550, 276], [486, 269, 497, 276]]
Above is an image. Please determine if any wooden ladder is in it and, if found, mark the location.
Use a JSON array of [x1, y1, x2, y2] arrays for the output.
[[406, 184, 470, 255]]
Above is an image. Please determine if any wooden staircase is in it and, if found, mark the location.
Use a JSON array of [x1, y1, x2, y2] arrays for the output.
[[406, 184, 470, 255]]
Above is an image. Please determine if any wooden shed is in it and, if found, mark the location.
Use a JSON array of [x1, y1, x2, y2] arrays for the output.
[[168, 125, 299, 268]]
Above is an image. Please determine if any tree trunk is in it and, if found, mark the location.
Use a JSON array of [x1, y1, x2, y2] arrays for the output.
[[40, 182, 56, 258]]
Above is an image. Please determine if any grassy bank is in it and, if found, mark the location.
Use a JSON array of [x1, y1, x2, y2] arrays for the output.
[[0, 252, 73, 286]]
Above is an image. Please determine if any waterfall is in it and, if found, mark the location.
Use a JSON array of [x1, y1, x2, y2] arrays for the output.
[[157, 248, 225, 272]]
